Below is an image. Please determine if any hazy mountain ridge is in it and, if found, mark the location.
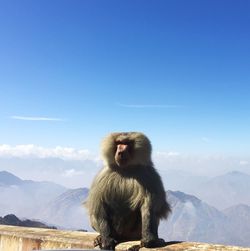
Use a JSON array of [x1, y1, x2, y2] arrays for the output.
[[160, 191, 244, 246], [0, 170, 23, 186], [0, 170, 67, 217], [191, 171, 250, 210], [0, 214, 56, 229], [223, 204, 250, 247], [35, 187, 90, 230], [35, 187, 250, 247], [0, 157, 99, 188], [0, 170, 250, 247]]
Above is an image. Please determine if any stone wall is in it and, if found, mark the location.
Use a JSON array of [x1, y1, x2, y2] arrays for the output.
[[0, 225, 249, 251]]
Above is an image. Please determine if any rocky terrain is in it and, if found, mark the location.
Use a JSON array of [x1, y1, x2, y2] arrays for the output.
[[0, 214, 56, 229]]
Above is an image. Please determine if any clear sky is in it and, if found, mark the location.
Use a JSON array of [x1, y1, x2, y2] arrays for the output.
[[0, 0, 250, 156]]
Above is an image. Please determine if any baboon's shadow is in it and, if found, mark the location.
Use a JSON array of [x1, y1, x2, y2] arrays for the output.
[[127, 241, 183, 251]]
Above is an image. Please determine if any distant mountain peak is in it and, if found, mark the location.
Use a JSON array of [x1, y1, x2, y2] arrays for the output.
[[227, 170, 248, 176], [0, 214, 56, 229], [0, 170, 23, 186], [224, 203, 250, 212], [168, 190, 201, 204]]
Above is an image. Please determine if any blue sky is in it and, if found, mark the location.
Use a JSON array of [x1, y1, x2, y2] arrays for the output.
[[0, 0, 250, 155]]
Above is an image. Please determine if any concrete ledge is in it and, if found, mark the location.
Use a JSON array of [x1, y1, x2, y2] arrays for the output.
[[117, 241, 250, 251], [0, 225, 97, 250], [0, 225, 249, 251]]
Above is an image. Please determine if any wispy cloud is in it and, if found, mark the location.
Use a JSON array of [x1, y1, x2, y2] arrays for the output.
[[117, 103, 183, 108], [10, 116, 64, 121], [201, 137, 211, 143], [155, 151, 181, 158], [62, 169, 86, 177]]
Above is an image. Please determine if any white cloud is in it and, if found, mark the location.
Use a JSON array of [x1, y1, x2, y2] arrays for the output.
[[1, 144, 250, 183], [154, 151, 180, 158], [62, 169, 86, 177], [239, 160, 249, 166], [0, 144, 94, 161], [10, 116, 64, 121], [153, 151, 250, 176]]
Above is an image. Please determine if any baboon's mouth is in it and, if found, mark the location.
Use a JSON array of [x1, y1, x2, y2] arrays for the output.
[[115, 157, 129, 167]]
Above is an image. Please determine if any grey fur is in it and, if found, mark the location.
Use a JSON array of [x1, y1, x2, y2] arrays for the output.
[[85, 132, 171, 250]]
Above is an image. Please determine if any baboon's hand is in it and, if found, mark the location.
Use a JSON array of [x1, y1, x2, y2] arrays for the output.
[[94, 235, 118, 250], [141, 238, 166, 248]]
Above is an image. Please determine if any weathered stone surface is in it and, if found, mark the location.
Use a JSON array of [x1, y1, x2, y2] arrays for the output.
[[0, 225, 249, 251], [116, 241, 250, 251], [0, 225, 98, 250]]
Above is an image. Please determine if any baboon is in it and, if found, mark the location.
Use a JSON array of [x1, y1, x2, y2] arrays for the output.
[[85, 132, 170, 250]]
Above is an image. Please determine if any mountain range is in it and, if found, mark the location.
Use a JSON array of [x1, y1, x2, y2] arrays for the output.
[[160, 191, 249, 247], [0, 170, 250, 247], [190, 171, 250, 209], [0, 170, 67, 217], [35, 187, 89, 230], [0, 214, 56, 229]]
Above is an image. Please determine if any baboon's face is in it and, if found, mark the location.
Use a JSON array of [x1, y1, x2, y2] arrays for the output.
[[114, 134, 134, 167], [101, 132, 152, 168]]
